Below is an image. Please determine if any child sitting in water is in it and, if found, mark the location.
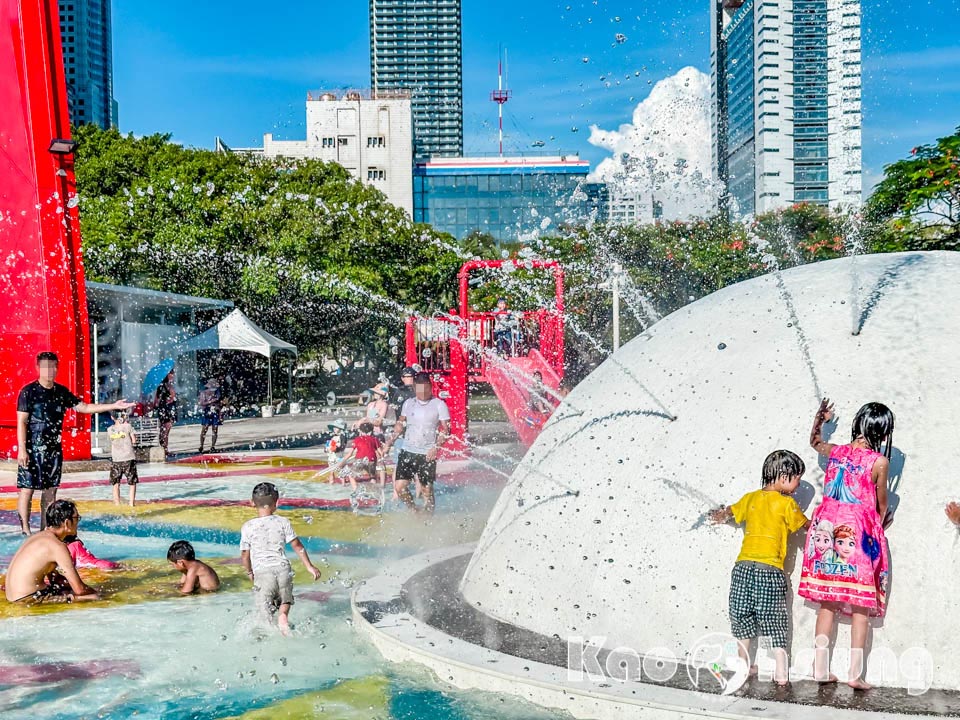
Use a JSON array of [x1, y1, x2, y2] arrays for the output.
[[710, 449, 810, 685], [167, 540, 221, 594], [336, 422, 386, 492], [240, 482, 322, 634]]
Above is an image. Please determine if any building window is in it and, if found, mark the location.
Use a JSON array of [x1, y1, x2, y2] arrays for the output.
[[367, 136, 386, 148], [338, 137, 349, 146], [320, 137, 335, 148], [367, 168, 386, 181]]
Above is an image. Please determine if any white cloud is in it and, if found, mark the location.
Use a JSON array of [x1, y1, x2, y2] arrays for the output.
[[587, 67, 720, 221]]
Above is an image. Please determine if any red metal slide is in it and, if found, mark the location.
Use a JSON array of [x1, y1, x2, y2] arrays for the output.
[[485, 350, 561, 446], [0, 0, 91, 459]]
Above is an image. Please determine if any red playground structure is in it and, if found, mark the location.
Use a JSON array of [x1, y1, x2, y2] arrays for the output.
[[405, 259, 565, 449], [0, 0, 91, 460]]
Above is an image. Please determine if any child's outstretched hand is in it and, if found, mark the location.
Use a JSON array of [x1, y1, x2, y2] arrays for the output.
[[306, 564, 322, 581], [817, 398, 835, 423], [709, 506, 731, 524], [946, 502, 960, 527]]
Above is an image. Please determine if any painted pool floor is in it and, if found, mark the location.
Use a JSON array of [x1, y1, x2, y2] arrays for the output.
[[0, 448, 567, 720]]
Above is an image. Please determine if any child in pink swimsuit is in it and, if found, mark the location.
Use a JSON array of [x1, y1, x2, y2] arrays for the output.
[[799, 399, 893, 690]]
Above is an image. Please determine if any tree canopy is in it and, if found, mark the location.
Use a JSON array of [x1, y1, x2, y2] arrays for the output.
[[73, 124, 954, 386], [73, 125, 487, 380], [867, 126, 960, 248]]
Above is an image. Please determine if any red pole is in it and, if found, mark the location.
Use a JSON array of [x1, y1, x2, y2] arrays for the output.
[[458, 264, 471, 317], [445, 336, 468, 452], [404, 317, 417, 367], [554, 265, 565, 379]]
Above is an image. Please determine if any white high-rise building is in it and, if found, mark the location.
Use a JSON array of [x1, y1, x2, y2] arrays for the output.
[[711, 0, 862, 217], [226, 90, 414, 215]]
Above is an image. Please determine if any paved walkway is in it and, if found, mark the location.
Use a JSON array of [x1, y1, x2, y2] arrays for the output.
[[0, 409, 518, 475]]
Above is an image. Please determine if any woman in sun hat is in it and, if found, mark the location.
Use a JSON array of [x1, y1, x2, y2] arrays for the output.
[[353, 382, 394, 436]]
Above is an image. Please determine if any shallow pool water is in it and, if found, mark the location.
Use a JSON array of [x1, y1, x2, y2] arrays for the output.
[[0, 449, 571, 719]]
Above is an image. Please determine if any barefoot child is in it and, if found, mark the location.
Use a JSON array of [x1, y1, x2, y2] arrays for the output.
[[325, 420, 347, 477], [338, 422, 386, 492], [710, 450, 810, 685], [109, 411, 138, 507], [240, 482, 321, 634], [167, 540, 220, 594], [799, 400, 892, 690]]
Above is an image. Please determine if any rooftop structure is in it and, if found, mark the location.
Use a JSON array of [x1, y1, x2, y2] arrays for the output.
[[221, 89, 414, 215]]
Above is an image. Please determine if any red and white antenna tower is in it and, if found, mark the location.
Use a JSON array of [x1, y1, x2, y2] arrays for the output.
[[490, 46, 511, 157]]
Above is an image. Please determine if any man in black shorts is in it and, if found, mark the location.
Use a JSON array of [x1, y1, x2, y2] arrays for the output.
[[16, 352, 133, 534], [382, 372, 450, 513]]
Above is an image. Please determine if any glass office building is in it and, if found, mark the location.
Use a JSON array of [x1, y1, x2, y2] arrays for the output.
[[710, 0, 862, 216], [413, 156, 606, 243], [370, 0, 463, 158], [722, 2, 756, 215], [58, 0, 118, 128], [792, 0, 831, 204]]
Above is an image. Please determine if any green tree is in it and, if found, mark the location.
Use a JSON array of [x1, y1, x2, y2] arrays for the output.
[[72, 125, 465, 386], [867, 126, 960, 248]]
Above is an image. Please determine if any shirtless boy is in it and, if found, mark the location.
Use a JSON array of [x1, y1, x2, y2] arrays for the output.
[[167, 540, 221, 593]]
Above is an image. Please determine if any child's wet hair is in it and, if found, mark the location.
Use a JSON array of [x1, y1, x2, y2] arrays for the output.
[[851, 402, 894, 458], [359, 421, 374, 434], [252, 481, 279, 507], [45, 499, 77, 528], [761, 450, 805, 487], [167, 540, 195, 562]]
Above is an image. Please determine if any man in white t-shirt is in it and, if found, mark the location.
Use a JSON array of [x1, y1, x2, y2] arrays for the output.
[[382, 372, 450, 513]]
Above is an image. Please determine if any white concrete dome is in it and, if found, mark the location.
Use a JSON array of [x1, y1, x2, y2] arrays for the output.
[[461, 251, 960, 690]]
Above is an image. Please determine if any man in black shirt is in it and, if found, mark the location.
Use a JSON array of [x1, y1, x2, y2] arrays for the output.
[[16, 352, 133, 534]]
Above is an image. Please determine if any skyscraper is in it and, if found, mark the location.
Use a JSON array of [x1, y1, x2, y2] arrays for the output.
[[58, 0, 118, 129], [370, 0, 463, 158], [711, 0, 862, 216]]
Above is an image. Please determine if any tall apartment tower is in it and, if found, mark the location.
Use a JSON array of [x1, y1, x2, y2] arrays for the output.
[[58, 0, 118, 128], [370, 0, 463, 159], [711, 0, 862, 216]]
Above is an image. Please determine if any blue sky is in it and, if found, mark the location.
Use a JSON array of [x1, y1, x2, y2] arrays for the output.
[[113, 0, 959, 189]]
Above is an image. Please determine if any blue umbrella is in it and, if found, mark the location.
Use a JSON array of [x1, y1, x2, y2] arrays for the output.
[[142, 359, 175, 398]]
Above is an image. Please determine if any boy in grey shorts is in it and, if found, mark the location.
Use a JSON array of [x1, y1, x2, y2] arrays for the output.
[[240, 482, 321, 634]]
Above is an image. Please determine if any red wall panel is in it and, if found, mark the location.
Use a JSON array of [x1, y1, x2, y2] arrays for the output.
[[0, 0, 91, 459]]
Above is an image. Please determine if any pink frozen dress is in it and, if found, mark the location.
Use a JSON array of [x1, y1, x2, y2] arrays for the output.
[[798, 444, 889, 616]]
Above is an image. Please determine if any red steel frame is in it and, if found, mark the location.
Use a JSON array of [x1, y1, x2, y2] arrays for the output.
[[0, 0, 91, 459], [405, 259, 565, 450]]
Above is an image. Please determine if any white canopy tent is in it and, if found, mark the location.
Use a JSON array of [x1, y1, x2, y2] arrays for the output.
[[177, 309, 298, 406]]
